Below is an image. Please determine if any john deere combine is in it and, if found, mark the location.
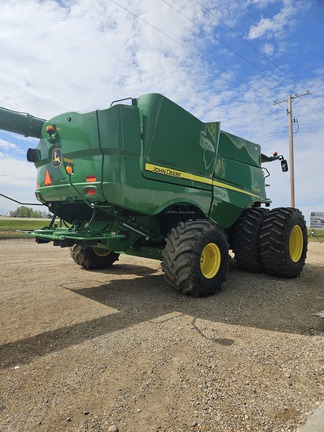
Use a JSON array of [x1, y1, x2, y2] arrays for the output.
[[0, 94, 307, 296]]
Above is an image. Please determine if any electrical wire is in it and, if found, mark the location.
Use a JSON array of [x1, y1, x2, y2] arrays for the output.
[[193, 0, 324, 125], [274, 99, 324, 142], [293, 118, 300, 134], [193, 0, 324, 113], [109, 0, 269, 98], [297, 119, 324, 141], [162, 0, 296, 94], [193, 0, 324, 105], [308, 91, 324, 110], [109, 0, 324, 139], [299, 98, 324, 122]]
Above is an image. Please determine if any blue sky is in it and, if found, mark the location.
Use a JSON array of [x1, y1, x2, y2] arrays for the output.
[[0, 0, 323, 224]]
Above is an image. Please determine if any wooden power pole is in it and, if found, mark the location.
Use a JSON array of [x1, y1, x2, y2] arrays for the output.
[[273, 91, 309, 208]]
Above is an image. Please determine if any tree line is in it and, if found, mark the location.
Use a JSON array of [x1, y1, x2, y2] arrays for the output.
[[10, 206, 49, 218]]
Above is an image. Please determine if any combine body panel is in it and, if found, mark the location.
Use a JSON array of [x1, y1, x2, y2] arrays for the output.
[[0, 93, 307, 296], [35, 94, 266, 223]]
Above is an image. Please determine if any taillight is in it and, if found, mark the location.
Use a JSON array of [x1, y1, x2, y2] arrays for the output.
[[66, 165, 73, 175], [85, 188, 97, 196]]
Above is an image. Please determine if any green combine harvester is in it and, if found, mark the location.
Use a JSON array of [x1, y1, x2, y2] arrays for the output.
[[0, 94, 307, 296]]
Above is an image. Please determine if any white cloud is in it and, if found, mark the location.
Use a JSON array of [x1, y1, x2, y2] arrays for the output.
[[0, 138, 16, 150], [0, 156, 35, 187], [262, 43, 275, 56], [247, 0, 301, 40], [0, 0, 212, 117]]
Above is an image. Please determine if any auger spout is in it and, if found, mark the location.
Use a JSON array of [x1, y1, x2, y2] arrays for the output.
[[0, 106, 46, 138]]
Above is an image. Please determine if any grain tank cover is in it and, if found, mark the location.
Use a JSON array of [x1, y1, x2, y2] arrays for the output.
[[137, 93, 220, 191]]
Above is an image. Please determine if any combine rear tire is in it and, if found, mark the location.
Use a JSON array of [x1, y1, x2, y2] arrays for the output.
[[162, 220, 228, 297], [231, 207, 268, 272], [259, 207, 307, 277], [70, 245, 119, 270]]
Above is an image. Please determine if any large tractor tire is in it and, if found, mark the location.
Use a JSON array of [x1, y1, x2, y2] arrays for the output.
[[162, 219, 229, 297], [259, 207, 307, 278], [70, 245, 119, 270], [231, 207, 268, 272]]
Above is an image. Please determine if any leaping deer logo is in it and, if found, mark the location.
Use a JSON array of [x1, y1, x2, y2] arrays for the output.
[[52, 149, 62, 168]]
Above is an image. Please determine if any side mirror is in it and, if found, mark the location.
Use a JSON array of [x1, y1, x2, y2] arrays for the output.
[[281, 159, 288, 172]]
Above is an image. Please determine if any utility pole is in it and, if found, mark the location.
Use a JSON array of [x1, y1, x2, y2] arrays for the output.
[[273, 90, 309, 208]]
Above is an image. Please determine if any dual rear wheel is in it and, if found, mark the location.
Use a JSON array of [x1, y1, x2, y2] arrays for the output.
[[231, 207, 307, 278], [259, 207, 307, 277], [163, 207, 307, 297]]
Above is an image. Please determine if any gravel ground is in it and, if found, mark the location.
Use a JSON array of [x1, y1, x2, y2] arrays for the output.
[[0, 239, 323, 432]]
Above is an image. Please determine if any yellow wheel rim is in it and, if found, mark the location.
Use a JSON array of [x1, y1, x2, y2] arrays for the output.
[[200, 243, 221, 279], [92, 247, 111, 257], [289, 225, 303, 262]]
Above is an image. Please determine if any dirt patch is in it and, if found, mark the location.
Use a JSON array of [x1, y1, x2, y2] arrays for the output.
[[0, 240, 323, 431]]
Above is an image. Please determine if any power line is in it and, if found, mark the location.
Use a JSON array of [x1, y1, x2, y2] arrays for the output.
[[109, 0, 270, 99], [297, 119, 324, 141], [193, 0, 324, 111], [308, 91, 324, 110], [162, 0, 296, 94], [275, 99, 324, 141], [296, 98, 324, 122], [164, 0, 324, 121], [193, 0, 306, 90], [111, 0, 324, 129]]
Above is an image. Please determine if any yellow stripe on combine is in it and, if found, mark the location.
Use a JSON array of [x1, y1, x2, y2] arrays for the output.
[[145, 163, 261, 199]]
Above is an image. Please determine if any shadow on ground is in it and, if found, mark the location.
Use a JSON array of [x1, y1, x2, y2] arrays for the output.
[[1, 260, 323, 370]]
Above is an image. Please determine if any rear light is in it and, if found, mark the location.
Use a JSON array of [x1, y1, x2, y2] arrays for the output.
[[46, 125, 55, 134], [85, 188, 97, 196], [86, 176, 97, 182], [66, 165, 73, 175]]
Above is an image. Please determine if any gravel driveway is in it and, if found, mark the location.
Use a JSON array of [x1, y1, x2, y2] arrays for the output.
[[0, 239, 323, 432]]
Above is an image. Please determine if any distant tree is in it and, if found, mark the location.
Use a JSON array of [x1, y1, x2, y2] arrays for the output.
[[10, 206, 46, 218]]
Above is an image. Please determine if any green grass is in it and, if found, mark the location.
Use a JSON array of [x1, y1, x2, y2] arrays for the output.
[[1, 217, 323, 242], [0, 218, 49, 239], [307, 229, 324, 242]]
